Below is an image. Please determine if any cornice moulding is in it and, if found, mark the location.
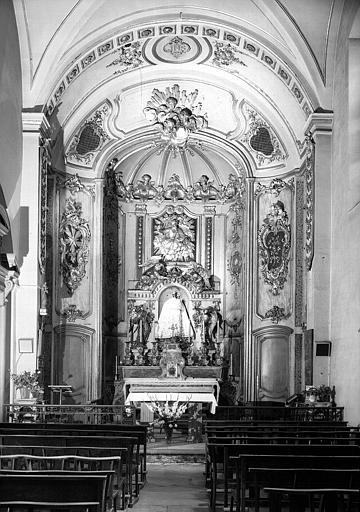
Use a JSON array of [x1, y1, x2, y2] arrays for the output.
[[22, 112, 50, 134], [304, 112, 333, 136]]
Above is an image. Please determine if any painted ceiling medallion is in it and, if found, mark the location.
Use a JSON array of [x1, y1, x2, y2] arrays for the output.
[[143, 84, 208, 148], [258, 200, 291, 295]]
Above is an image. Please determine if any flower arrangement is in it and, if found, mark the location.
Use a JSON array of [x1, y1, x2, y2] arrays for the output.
[[146, 395, 191, 442], [9, 370, 42, 397]]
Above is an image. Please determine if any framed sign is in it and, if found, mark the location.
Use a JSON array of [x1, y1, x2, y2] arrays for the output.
[[18, 338, 34, 353]]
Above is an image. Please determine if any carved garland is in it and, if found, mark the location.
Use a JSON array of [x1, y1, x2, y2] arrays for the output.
[[304, 132, 315, 270], [227, 203, 244, 286], [59, 198, 91, 294], [106, 170, 246, 204], [258, 201, 291, 295]]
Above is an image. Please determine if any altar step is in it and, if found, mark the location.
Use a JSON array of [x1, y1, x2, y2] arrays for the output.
[[147, 427, 206, 463]]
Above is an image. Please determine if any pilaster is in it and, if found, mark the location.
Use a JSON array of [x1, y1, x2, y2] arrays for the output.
[[13, 112, 50, 378], [304, 112, 333, 343]]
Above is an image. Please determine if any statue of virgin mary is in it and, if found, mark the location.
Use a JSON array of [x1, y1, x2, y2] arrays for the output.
[[158, 291, 191, 339]]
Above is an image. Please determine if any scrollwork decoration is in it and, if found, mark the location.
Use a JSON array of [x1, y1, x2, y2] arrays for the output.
[[66, 104, 110, 166], [241, 105, 286, 166], [258, 201, 291, 295], [59, 198, 91, 294]]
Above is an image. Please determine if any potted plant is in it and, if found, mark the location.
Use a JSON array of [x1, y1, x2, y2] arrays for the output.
[[9, 370, 42, 400]]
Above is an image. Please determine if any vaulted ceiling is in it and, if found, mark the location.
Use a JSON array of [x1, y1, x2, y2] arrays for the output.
[[13, 0, 353, 179]]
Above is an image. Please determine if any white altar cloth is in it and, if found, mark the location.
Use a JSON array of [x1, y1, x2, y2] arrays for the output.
[[124, 378, 219, 414]]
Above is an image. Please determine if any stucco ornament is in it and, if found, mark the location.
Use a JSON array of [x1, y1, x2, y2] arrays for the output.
[[258, 201, 291, 295], [144, 84, 208, 147], [153, 210, 195, 261], [163, 36, 191, 58], [59, 198, 91, 294], [106, 41, 143, 74]]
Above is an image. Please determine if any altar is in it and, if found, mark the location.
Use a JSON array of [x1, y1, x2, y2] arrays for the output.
[[124, 377, 220, 414]]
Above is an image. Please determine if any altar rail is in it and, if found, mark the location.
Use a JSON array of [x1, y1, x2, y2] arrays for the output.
[[211, 405, 344, 422], [4, 404, 136, 424]]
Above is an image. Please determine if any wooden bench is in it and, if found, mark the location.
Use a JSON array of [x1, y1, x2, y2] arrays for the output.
[[230, 454, 360, 512], [262, 468, 360, 512], [0, 422, 148, 480], [0, 424, 148, 486], [0, 434, 138, 507], [250, 467, 360, 512], [0, 454, 126, 510], [207, 443, 360, 512], [0, 473, 108, 511]]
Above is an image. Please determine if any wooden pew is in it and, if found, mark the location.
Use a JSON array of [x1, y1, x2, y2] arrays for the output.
[[207, 443, 360, 512], [250, 467, 360, 512], [261, 468, 360, 512], [0, 473, 108, 511], [0, 435, 138, 507], [0, 422, 148, 478], [231, 455, 360, 512], [0, 424, 148, 486], [0, 454, 126, 510]]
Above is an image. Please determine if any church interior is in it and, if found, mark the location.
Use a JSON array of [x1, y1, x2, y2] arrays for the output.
[[0, 0, 360, 509]]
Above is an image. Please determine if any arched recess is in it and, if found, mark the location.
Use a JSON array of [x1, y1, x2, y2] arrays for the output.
[[100, 129, 249, 398]]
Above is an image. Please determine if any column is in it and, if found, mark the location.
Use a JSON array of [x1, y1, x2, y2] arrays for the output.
[[12, 113, 50, 380], [244, 177, 256, 401], [304, 113, 333, 343]]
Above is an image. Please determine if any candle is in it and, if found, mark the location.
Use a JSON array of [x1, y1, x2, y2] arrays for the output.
[[230, 353, 233, 375], [139, 320, 143, 343], [216, 320, 219, 340]]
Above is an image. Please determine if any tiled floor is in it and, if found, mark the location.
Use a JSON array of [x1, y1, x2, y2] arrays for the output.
[[133, 463, 209, 512]]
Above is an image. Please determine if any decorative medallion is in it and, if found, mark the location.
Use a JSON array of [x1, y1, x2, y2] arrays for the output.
[[59, 198, 91, 294], [66, 104, 110, 167], [153, 208, 196, 262], [143, 84, 208, 147], [106, 41, 143, 75], [163, 36, 191, 58], [212, 42, 246, 68], [241, 105, 286, 166], [258, 201, 291, 295]]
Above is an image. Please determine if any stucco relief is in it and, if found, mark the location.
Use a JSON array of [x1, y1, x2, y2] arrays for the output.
[[258, 200, 291, 296], [153, 209, 196, 262], [59, 198, 91, 294], [65, 104, 110, 167], [241, 104, 287, 167]]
